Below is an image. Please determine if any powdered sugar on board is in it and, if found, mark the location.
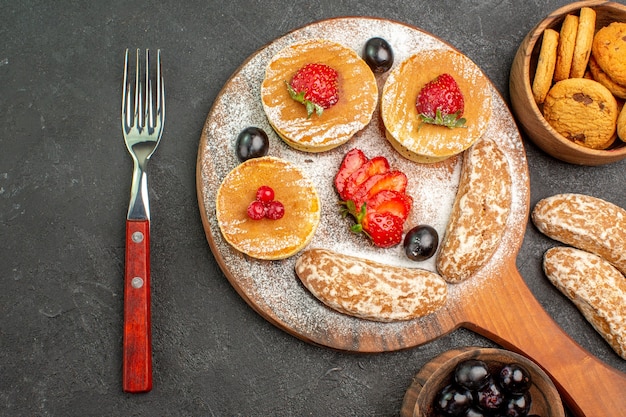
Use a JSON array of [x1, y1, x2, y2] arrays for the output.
[[197, 17, 530, 351]]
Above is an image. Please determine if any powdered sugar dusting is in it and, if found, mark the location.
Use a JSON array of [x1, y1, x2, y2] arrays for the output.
[[197, 17, 530, 351]]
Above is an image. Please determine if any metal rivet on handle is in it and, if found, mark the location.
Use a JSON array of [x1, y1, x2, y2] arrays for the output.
[[131, 277, 144, 288], [132, 231, 144, 243]]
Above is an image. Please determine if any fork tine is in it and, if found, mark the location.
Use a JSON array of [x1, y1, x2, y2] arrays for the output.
[[154, 49, 164, 131], [144, 50, 152, 130], [122, 49, 130, 130], [134, 49, 142, 129]]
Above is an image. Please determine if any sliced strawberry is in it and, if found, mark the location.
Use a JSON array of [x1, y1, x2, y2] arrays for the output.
[[350, 170, 408, 208], [336, 149, 412, 249], [361, 170, 408, 204], [334, 148, 367, 197], [361, 211, 404, 248], [349, 172, 386, 209], [366, 189, 413, 221], [341, 156, 389, 201]]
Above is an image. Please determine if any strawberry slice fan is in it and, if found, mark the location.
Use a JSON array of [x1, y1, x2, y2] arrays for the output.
[[335, 149, 412, 248]]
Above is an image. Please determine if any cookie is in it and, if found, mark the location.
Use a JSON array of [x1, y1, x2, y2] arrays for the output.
[[295, 248, 447, 322], [618, 102, 626, 143], [542, 78, 617, 149], [592, 22, 626, 86], [543, 247, 626, 360], [532, 193, 626, 276], [532, 28, 559, 104], [554, 14, 579, 82], [588, 55, 626, 99], [436, 138, 512, 283], [570, 7, 596, 78]]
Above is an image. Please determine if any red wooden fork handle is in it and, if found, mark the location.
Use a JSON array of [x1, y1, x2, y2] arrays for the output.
[[123, 219, 152, 393]]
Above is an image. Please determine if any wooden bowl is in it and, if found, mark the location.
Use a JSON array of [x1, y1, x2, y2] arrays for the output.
[[400, 347, 565, 417], [509, 0, 626, 165]]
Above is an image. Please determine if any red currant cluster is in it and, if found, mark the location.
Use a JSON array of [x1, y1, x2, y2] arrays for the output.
[[247, 186, 285, 220]]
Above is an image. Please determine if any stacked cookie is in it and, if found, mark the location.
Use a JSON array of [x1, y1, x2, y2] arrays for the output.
[[532, 7, 626, 150]]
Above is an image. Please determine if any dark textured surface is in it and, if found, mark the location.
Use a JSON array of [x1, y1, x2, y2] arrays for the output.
[[1, 1, 625, 415]]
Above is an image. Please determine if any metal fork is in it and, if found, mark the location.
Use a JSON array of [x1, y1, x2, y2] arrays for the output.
[[121, 48, 164, 393]]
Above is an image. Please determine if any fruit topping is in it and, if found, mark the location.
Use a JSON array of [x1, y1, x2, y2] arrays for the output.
[[255, 185, 275, 203], [501, 392, 532, 417], [247, 200, 266, 220], [236, 126, 269, 161], [361, 211, 404, 248], [334, 148, 368, 198], [465, 408, 488, 417], [265, 200, 285, 220], [335, 149, 413, 248], [246, 186, 285, 220], [339, 155, 390, 201], [286, 63, 339, 118], [416, 73, 467, 129], [363, 37, 394, 73], [366, 190, 412, 222], [476, 379, 505, 412], [351, 170, 408, 209], [403, 225, 439, 261]]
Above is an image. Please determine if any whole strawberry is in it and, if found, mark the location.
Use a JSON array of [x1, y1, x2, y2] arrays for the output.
[[287, 63, 339, 118], [416, 73, 466, 129]]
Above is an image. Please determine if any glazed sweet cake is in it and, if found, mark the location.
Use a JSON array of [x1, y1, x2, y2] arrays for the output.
[[215, 156, 321, 260], [260, 38, 378, 152], [381, 49, 492, 163]]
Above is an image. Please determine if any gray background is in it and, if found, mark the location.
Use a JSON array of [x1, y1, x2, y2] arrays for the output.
[[1, 0, 625, 415]]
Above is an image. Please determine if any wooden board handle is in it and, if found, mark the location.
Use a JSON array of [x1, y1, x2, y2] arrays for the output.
[[123, 219, 152, 393], [463, 260, 626, 416]]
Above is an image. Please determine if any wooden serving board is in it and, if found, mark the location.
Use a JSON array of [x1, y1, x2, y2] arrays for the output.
[[196, 17, 626, 416]]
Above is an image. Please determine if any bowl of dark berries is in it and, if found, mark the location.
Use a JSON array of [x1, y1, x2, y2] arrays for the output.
[[400, 347, 565, 417]]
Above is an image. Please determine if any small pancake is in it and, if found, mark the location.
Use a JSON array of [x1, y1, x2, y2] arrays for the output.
[[216, 156, 321, 260], [261, 39, 378, 152], [381, 49, 492, 163]]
